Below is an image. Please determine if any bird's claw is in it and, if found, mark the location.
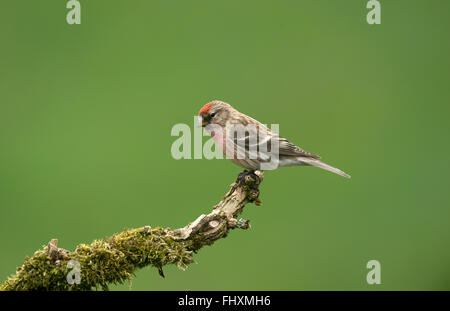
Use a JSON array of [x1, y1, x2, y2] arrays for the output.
[[237, 170, 260, 186], [236, 170, 262, 204]]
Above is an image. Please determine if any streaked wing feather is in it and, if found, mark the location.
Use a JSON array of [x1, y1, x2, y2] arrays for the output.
[[225, 118, 320, 160], [277, 136, 321, 159], [224, 122, 271, 161]]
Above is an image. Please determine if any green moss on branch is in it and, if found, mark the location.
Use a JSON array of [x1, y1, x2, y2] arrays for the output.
[[0, 170, 263, 291], [0, 227, 194, 291]]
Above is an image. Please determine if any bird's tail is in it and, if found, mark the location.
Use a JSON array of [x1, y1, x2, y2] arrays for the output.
[[299, 157, 351, 179]]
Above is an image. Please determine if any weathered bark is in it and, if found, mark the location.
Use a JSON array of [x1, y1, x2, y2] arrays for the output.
[[0, 170, 263, 291]]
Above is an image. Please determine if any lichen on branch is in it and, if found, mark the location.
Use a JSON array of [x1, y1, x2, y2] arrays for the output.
[[0, 170, 263, 291]]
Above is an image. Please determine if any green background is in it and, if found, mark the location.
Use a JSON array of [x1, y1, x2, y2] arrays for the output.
[[1, 0, 449, 290]]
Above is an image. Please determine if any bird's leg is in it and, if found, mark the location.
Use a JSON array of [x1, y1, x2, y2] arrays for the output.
[[236, 170, 262, 205], [247, 170, 261, 185], [237, 170, 250, 184], [237, 170, 261, 185]]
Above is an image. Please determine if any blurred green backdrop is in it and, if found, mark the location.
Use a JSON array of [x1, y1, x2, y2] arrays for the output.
[[1, 0, 450, 290]]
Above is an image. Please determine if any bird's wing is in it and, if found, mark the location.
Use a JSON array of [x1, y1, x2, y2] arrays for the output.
[[276, 135, 321, 159], [244, 116, 320, 159], [224, 121, 320, 160], [223, 122, 272, 161]]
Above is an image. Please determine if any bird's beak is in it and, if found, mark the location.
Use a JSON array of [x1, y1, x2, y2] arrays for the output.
[[197, 115, 208, 127]]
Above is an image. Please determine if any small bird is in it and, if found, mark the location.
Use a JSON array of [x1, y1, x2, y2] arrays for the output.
[[198, 100, 350, 178]]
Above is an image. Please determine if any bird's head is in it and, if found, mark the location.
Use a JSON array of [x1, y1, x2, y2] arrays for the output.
[[197, 100, 232, 127]]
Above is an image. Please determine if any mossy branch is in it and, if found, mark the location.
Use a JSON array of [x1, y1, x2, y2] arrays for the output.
[[0, 170, 263, 291]]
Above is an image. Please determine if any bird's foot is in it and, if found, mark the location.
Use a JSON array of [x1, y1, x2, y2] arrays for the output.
[[236, 170, 262, 205], [237, 170, 260, 186]]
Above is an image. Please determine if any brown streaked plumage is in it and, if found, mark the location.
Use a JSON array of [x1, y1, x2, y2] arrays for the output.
[[198, 100, 350, 178]]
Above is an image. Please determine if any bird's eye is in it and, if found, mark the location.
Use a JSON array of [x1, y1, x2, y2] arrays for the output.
[[210, 112, 216, 118]]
